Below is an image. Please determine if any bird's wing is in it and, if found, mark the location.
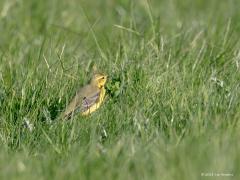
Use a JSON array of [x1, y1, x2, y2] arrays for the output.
[[81, 91, 100, 111], [64, 86, 100, 118]]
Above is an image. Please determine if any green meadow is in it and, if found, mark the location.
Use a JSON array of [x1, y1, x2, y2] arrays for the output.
[[0, 0, 240, 179]]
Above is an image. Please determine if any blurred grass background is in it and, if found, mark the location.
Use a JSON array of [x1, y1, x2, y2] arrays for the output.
[[0, 0, 240, 179]]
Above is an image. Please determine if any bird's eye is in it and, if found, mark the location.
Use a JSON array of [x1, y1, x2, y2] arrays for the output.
[[101, 77, 105, 79]]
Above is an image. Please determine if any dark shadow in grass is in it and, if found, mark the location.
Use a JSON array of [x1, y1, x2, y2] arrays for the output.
[[46, 99, 66, 121]]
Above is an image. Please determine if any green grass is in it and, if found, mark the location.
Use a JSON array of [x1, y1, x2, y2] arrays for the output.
[[0, 0, 240, 179]]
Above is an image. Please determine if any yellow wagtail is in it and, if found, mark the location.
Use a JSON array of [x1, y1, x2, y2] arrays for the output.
[[63, 73, 107, 119]]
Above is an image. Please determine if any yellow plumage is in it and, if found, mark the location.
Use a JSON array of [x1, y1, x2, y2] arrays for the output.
[[63, 73, 107, 119]]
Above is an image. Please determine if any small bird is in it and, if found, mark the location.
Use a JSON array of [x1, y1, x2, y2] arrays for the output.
[[63, 73, 107, 119]]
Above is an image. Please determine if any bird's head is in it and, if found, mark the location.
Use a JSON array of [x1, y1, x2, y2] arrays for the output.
[[91, 73, 107, 88]]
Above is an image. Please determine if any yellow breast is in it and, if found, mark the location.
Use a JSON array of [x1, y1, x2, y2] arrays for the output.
[[81, 87, 106, 116]]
